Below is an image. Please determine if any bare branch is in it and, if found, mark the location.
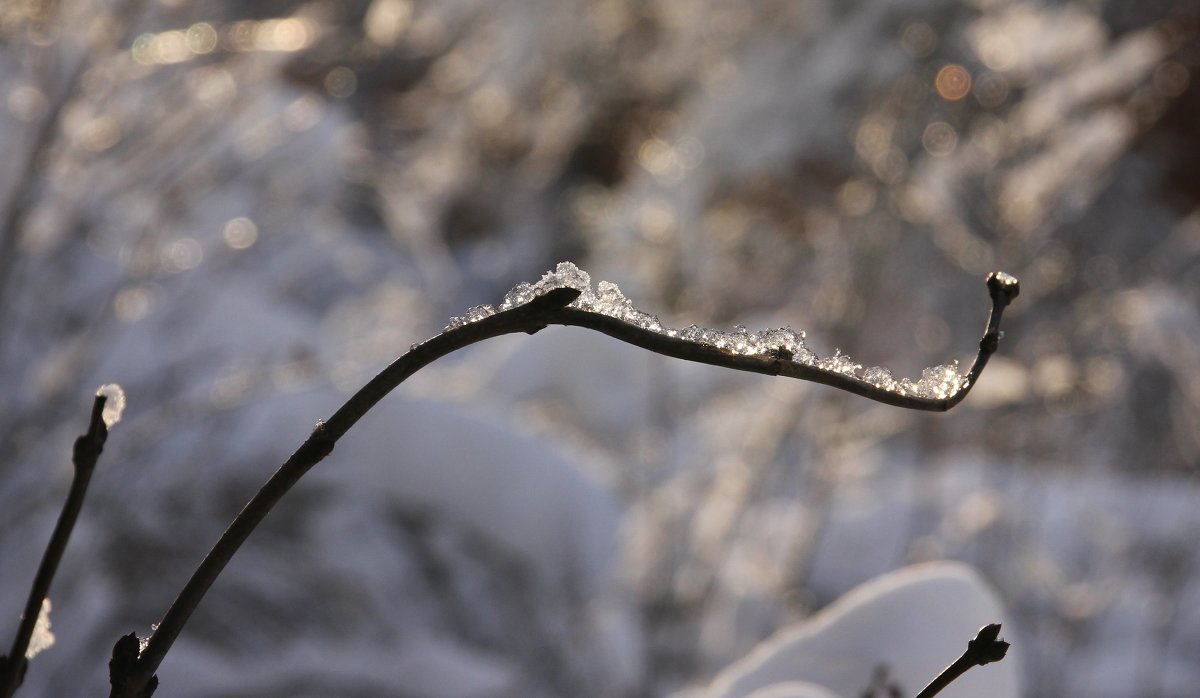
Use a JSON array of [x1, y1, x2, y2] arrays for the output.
[[1, 394, 109, 698], [111, 272, 1017, 696]]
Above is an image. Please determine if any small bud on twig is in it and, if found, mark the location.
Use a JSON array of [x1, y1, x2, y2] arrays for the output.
[[914, 623, 1010, 698]]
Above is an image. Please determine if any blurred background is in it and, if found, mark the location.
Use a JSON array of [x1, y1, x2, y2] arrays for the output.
[[1, 0, 1198, 696]]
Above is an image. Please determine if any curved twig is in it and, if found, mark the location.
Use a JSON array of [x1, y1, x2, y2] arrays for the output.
[[111, 273, 1018, 696]]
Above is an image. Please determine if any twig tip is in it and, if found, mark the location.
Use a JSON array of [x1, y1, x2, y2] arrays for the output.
[[109, 633, 159, 697], [986, 272, 1020, 306], [967, 623, 1010, 665]]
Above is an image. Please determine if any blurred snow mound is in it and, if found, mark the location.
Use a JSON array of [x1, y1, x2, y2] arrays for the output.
[[325, 397, 620, 595], [743, 682, 842, 698], [162, 634, 520, 698], [484, 326, 658, 440], [681, 561, 1018, 698]]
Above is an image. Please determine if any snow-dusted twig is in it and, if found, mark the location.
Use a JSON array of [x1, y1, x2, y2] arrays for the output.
[[110, 266, 1018, 696], [914, 623, 1010, 698], [1, 391, 116, 697]]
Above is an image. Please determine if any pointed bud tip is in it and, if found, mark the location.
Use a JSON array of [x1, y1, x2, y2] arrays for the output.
[[969, 623, 1010, 664]]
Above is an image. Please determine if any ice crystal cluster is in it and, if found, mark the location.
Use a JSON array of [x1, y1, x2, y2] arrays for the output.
[[991, 271, 1019, 291], [25, 597, 55, 660], [96, 383, 127, 427], [445, 262, 967, 400]]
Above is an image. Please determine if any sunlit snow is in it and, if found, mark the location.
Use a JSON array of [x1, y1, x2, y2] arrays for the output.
[[95, 383, 127, 428], [24, 597, 55, 660], [137, 623, 158, 655], [991, 271, 1019, 289]]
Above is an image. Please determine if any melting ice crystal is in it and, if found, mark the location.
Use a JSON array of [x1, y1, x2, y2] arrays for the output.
[[443, 262, 967, 399]]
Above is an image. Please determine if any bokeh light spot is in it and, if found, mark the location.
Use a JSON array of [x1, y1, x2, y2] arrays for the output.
[[223, 217, 259, 250], [974, 71, 1010, 108], [975, 32, 1018, 72], [900, 22, 937, 58], [163, 238, 203, 271], [836, 180, 877, 216], [79, 115, 121, 152], [638, 138, 675, 177], [921, 121, 958, 157], [324, 67, 357, 98], [113, 285, 154, 323], [365, 0, 412, 47], [638, 199, 677, 243], [469, 84, 514, 129], [284, 95, 324, 132], [430, 51, 476, 94], [1153, 61, 1190, 98], [259, 18, 312, 51], [855, 116, 892, 160], [872, 147, 908, 184], [935, 64, 972, 101], [186, 22, 218, 54], [7, 85, 48, 121]]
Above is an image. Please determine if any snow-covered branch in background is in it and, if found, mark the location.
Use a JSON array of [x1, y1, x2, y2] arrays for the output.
[[677, 563, 1017, 698], [109, 265, 1018, 697]]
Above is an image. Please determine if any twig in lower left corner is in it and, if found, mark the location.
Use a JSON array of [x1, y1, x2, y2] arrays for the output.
[[0, 394, 110, 698]]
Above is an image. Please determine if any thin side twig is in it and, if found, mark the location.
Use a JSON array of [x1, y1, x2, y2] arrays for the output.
[[914, 623, 1010, 698], [0, 395, 109, 698], [112, 273, 1017, 696]]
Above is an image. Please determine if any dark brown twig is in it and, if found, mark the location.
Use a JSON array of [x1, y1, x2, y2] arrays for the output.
[[914, 623, 1010, 698], [111, 273, 1017, 696], [0, 395, 109, 698]]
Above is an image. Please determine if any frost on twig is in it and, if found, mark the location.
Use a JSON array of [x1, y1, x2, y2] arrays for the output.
[[96, 384, 126, 428], [1, 392, 114, 698], [444, 262, 1019, 411], [24, 600, 54, 661]]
